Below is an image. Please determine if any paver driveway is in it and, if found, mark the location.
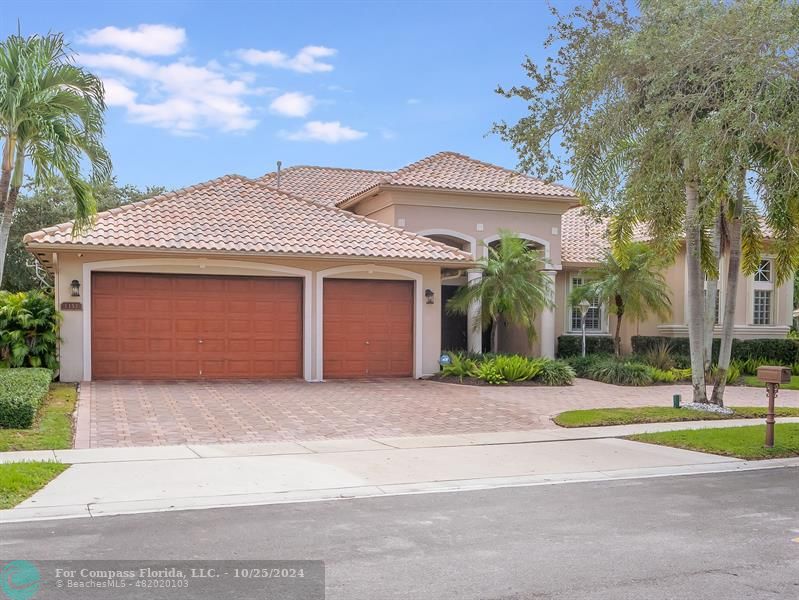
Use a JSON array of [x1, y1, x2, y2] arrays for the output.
[[76, 378, 799, 448]]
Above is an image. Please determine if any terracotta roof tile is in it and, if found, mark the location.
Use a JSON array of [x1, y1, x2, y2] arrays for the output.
[[259, 166, 390, 207], [561, 208, 651, 264], [23, 175, 473, 263]]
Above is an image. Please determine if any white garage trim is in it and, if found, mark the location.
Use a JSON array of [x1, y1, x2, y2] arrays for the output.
[[315, 264, 424, 380], [81, 258, 313, 382], [415, 228, 477, 257]]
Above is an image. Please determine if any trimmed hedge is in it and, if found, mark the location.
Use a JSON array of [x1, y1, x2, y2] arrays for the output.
[[0, 368, 52, 429], [557, 335, 615, 358], [631, 335, 799, 366]]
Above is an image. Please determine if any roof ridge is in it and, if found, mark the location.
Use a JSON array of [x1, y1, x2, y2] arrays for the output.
[[260, 164, 392, 180], [245, 178, 474, 261], [22, 174, 241, 244]]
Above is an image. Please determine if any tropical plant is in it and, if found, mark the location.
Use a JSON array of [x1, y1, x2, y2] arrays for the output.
[[536, 359, 576, 386], [0, 32, 111, 284], [447, 231, 552, 353], [475, 360, 507, 385], [565, 353, 609, 378], [585, 358, 654, 386], [494, 0, 799, 406], [647, 367, 679, 384], [792, 363, 799, 377], [570, 243, 672, 357], [493, 355, 543, 382], [640, 340, 676, 371], [0, 290, 60, 369], [440, 352, 478, 382]]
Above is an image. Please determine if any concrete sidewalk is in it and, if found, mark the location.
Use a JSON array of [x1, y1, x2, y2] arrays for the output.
[[2, 418, 798, 523]]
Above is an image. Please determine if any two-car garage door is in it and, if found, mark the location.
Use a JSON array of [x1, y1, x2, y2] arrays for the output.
[[91, 273, 414, 380]]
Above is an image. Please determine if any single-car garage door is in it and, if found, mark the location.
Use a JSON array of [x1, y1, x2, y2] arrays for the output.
[[91, 273, 302, 379], [323, 279, 413, 378]]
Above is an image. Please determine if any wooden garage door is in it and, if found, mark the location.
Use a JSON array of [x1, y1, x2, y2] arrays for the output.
[[91, 273, 302, 380], [323, 279, 413, 378]]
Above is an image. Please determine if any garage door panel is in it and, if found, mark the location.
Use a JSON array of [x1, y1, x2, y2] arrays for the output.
[[92, 273, 302, 380], [324, 279, 413, 378]]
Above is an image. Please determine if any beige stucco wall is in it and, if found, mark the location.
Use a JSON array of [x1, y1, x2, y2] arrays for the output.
[[52, 250, 443, 382]]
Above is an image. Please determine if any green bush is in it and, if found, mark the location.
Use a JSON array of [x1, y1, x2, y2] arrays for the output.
[[440, 352, 478, 381], [736, 357, 768, 376], [0, 368, 52, 428], [585, 358, 654, 386], [0, 291, 61, 370], [566, 353, 611, 378], [640, 340, 676, 370], [557, 335, 615, 358], [493, 355, 543, 381], [711, 361, 742, 385], [647, 367, 678, 383], [792, 363, 799, 376], [475, 360, 507, 385], [535, 359, 576, 386], [632, 335, 799, 366]]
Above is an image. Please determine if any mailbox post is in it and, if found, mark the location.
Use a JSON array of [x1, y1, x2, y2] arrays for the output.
[[756, 366, 791, 448]]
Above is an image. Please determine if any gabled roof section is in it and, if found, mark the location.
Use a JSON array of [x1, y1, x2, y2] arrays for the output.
[[23, 175, 474, 263], [561, 208, 651, 265], [259, 166, 390, 207], [337, 151, 578, 206]]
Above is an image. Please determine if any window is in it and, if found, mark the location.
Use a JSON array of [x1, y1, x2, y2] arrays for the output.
[[570, 276, 602, 332], [752, 259, 774, 325], [753, 290, 772, 325]]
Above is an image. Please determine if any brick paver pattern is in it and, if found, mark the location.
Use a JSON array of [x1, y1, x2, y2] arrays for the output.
[[79, 378, 799, 448]]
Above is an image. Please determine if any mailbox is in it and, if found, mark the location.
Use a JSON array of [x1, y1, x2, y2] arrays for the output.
[[756, 365, 791, 384]]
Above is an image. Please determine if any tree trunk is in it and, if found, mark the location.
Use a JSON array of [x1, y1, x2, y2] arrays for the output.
[[703, 211, 722, 373], [0, 202, 13, 287], [711, 169, 745, 406], [0, 140, 22, 287], [684, 173, 708, 403], [614, 295, 624, 357], [490, 318, 499, 354]]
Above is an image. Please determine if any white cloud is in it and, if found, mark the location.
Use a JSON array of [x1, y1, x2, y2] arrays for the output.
[[80, 52, 258, 133], [237, 45, 337, 73], [81, 24, 186, 56], [270, 92, 314, 118], [283, 121, 366, 143]]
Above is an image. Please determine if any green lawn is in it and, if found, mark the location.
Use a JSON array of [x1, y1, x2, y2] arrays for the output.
[[0, 462, 68, 509], [629, 423, 799, 459], [742, 375, 799, 390], [553, 405, 799, 428], [0, 383, 76, 452]]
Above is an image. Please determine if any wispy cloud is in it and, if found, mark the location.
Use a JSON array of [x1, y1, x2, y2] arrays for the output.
[[237, 46, 337, 73], [81, 24, 186, 56], [283, 121, 366, 143], [270, 92, 314, 118]]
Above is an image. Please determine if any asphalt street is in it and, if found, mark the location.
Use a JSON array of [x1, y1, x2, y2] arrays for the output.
[[1, 468, 798, 599]]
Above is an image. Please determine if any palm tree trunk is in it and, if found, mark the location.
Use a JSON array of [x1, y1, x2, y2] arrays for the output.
[[490, 319, 499, 354], [685, 171, 708, 403], [711, 169, 745, 406], [703, 211, 722, 373], [0, 141, 21, 286], [614, 295, 624, 357]]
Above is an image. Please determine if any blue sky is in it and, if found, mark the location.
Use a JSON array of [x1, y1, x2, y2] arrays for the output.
[[5, 0, 577, 190]]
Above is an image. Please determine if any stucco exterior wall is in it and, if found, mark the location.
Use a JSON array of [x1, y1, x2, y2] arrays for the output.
[[54, 250, 442, 382]]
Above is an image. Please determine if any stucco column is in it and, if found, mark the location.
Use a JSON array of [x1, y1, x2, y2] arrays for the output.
[[540, 270, 557, 359], [467, 268, 483, 354]]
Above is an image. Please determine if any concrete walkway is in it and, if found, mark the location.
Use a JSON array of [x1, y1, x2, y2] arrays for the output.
[[3, 417, 798, 523]]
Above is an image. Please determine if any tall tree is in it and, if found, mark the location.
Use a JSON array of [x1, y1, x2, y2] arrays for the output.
[[0, 32, 111, 285], [494, 0, 799, 404], [447, 231, 552, 353], [571, 242, 672, 357], [2, 178, 166, 291]]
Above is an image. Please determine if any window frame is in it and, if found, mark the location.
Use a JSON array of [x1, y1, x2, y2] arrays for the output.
[[750, 257, 775, 326], [567, 274, 606, 334]]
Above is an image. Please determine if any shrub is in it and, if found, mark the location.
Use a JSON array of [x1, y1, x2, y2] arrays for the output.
[[0, 291, 61, 370], [440, 352, 478, 381], [0, 368, 52, 428], [632, 335, 799, 366], [566, 353, 611, 378], [793, 363, 799, 376], [585, 358, 654, 386], [535, 359, 576, 386], [671, 367, 692, 381], [647, 367, 678, 383], [493, 355, 543, 382], [640, 340, 676, 371], [556, 335, 615, 358], [737, 357, 768, 376], [475, 360, 507, 385]]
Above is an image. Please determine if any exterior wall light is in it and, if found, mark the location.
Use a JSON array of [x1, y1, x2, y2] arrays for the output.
[[70, 279, 81, 297], [425, 288, 435, 304]]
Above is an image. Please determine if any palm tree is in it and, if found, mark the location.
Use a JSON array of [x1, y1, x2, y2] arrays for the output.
[[0, 32, 111, 284], [447, 231, 552, 353], [571, 242, 671, 357]]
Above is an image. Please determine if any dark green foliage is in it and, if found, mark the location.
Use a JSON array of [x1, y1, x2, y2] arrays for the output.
[[536, 359, 576, 386], [0, 291, 60, 369], [493, 355, 545, 382], [0, 368, 51, 428], [632, 336, 799, 366], [557, 335, 615, 358], [440, 352, 478, 381], [565, 353, 611, 378], [583, 357, 654, 386], [438, 352, 574, 386]]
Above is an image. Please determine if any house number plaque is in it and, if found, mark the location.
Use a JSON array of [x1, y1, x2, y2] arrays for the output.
[[60, 302, 83, 311]]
